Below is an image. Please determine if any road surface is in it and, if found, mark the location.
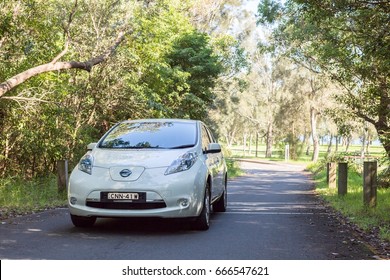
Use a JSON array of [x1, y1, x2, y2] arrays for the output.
[[0, 160, 375, 259]]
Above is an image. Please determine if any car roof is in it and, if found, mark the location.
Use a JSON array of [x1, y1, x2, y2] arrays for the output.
[[122, 119, 200, 124]]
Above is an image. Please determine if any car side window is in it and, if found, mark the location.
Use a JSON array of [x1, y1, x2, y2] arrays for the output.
[[201, 125, 212, 151], [205, 126, 216, 143]]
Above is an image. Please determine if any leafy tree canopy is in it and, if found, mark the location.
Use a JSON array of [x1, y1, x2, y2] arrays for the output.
[[0, 0, 245, 177], [257, 0, 390, 158]]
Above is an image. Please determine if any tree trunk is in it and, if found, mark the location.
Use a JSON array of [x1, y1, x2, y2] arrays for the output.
[[242, 133, 247, 156], [225, 135, 231, 147], [265, 121, 273, 158], [310, 106, 319, 162], [327, 135, 333, 154], [305, 132, 311, 156], [361, 126, 367, 158], [366, 135, 371, 155], [375, 122, 390, 159], [249, 133, 253, 156], [1, 133, 11, 175], [345, 137, 351, 152], [355, 85, 390, 159]]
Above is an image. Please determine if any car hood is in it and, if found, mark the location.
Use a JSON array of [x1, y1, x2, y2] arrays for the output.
[[91, 148, 195, 169]]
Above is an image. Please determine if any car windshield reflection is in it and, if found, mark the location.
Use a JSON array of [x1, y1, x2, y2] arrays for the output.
[[99, 121, 197, 149]]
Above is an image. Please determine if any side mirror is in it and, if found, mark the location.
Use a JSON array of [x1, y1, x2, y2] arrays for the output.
[[205, 143, 222, 154], [87, 143, 97, 151]]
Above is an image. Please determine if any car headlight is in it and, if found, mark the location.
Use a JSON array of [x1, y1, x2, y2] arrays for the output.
[[78, 154, 93, 175], [165, 152, 198, 175]]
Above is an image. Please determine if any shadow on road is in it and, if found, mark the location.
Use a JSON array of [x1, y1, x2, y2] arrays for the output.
[[66, 214, 226, 236]]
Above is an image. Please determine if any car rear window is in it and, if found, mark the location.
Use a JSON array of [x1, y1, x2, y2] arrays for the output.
[[99, 121, 197, 149]]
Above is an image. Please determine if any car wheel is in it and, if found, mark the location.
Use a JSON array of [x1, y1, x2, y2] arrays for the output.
[[213, 179, 227, 212], [70, 214, 96, 227], [194, 184, 210, 231]]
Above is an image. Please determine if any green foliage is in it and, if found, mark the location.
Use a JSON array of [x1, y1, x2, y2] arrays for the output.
[[141, 29, 223, 119], [222, 139, 243, 178], [226, 159, 243, 178], [212, 34, 249, 77], [378, 157, 390, 189], [0, 176, 67, 216], [0, 0, 234, 180], [257, 0, 390, 159], [256, 0, 281, 25], [167, 32, 223, 118], [280, 133, 304, 161]]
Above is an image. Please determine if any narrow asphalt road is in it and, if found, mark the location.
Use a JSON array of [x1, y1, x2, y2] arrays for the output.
[[0, 161, 375, 260]]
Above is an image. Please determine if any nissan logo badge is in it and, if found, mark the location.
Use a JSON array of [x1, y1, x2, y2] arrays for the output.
[[119, 169, 132, 178]]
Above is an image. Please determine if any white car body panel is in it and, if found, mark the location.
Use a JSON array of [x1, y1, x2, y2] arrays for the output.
[[68, 119, 227, 224]]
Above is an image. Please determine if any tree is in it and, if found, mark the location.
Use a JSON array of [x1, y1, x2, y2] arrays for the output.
[[0, 0, 139, 176], [0, 0, 132, 99], [141, 31, 223, 119], [257, 0, 390, 159], [239, 53, 284, 158], [0, 0, 233, 177], [189, 0, 226, 33]]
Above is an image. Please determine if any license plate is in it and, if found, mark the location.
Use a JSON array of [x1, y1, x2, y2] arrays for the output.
[[107, 192, 139, 200]]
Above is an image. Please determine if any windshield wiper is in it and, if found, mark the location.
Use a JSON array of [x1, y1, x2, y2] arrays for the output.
[[170, 144, 195, 149]]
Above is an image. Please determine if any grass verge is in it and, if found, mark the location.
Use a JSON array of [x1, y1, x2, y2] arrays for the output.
[[226, 158, 244, 178], [307, 161, 390, 242], [0, 175, 67, 219]]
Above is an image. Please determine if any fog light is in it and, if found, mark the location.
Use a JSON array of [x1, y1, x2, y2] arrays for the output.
[[178, 198, 189, 208], [70, 197, 77, 205]]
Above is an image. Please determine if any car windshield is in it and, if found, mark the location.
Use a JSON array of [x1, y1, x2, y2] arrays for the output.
[[99, 121, 197, 149]]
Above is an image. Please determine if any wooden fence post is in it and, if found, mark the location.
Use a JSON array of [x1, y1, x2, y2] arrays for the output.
[[327, 162, 336, 189], [363, 161, 377, 208], [338, 162, 348, 196], [57, 159, 68, 193]]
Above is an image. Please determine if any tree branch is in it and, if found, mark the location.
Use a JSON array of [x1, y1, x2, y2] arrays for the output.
[[51, 0, 79, 64], [1, 96, 53, 103], [0, 29, 129, 98]]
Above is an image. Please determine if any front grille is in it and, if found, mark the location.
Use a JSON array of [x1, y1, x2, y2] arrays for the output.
[[86, 201, 166, 210]]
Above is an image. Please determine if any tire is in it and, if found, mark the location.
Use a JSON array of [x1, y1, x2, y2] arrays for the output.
[[194, 184, 211, 231], [213, 179, 227, 212], [70, 214, 96, 227]]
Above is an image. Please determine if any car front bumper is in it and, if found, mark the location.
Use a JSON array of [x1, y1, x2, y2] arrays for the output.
[[68, 163, 207, 219]]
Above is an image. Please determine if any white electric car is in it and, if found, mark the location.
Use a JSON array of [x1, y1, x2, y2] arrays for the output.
[[68, 119, 227, 230]]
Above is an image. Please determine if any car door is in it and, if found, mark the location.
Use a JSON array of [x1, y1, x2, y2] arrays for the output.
[[201, 124, 224, 201]]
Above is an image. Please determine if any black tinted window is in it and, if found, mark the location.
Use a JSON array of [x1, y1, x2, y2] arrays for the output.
[[100, 121, 197, 149]]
